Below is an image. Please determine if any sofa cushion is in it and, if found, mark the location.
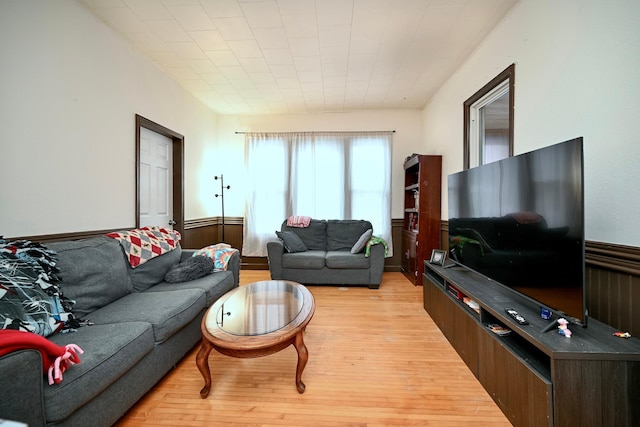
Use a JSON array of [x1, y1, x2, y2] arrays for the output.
[[281, 219, 327, 250], [47, 237, 132, 318], [326, 251, 371, 269], [128, 246, 182, 291], [45, 322, 154, 423], [281, 251, 326, 269], [276, 230, 308, 253], [326, 220, 373, 251], [147, 270, 236, 306], [84, 289, 205, 343]]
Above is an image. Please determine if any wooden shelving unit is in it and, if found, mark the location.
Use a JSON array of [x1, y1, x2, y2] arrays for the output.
[[401, 154, 442, 285], [423, 261, 640, 427]]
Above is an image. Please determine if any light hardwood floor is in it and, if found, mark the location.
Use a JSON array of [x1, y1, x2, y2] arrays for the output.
[[115, 271, 511, 426]]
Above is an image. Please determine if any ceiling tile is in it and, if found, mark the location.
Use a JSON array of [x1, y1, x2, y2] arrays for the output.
[[185, 58, 218, 73], [205, 49, 240, 66], [281, 14, 318, 38], [270, 64, 298, 78], [212, 17, 254, 40], [316, 0, 353, 26], [123, 0, 172, 20], [166, 41, 208, 59], [79, 0, 518, 114], [227, 39, 263, 58], [293, 56, 321, 72], [288, 38, 320, 57], [199, 0, 243, 18], [166, 4, 215, 31], [263, 48, 294, 66], [253, 28, 289, 49], [318, 25, 351, 48], [125, 31, 170, 52], [240, 1, 283, 29], [189, 30, 228, 50], [146, 19, 192, 42], [239, 57, 271, 73]]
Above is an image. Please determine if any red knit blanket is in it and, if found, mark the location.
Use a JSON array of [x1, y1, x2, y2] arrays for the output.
[[0, 329, 83, 385]]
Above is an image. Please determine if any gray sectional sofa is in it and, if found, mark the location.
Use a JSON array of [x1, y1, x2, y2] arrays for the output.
[[267, 219, 385, 289], [0, 236, 239, 427]]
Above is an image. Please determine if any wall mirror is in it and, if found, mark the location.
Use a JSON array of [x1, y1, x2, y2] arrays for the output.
[[463, 64, 515, 169]]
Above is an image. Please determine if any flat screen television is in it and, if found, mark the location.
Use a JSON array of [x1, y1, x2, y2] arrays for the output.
[[447, 137, 586, 326]]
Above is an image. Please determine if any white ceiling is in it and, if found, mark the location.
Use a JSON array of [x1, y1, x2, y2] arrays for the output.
[[78, 0, 517, 115]]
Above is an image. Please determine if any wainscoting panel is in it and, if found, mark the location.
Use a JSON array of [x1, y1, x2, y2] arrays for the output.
[[13, 220, 639, 336], [440, 226, 640, 336], [585, 241, 640, 336], [183, 217, 267, 270], [183, 217, 244, 254]]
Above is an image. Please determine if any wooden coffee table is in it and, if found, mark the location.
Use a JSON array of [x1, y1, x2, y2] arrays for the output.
[[196, 280, 315, 398]]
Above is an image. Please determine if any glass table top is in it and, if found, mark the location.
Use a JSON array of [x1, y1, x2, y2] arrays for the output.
[[207, 281, 305, 336]]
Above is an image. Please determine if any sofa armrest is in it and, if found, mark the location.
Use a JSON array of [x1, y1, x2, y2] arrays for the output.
[[367, 243, 385, 288], [181, 248, 241, 287], [180, 249, 196, 262], [0, 349, 46, 426], [227, 250, 240, 287], [266, 240, 285, 279]]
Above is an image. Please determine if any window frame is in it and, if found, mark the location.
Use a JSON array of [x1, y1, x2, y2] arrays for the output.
[[463, 64, 515, 170]]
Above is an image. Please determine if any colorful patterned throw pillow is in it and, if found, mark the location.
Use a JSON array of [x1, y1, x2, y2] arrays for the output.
[[192, 243, 239, 271]]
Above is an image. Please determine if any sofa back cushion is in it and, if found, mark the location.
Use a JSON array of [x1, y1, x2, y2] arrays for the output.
[[280, 219, 327, 250], [326, 220, 373, 251], [127, 245, 182, 291], [47, 237, 132, 318]]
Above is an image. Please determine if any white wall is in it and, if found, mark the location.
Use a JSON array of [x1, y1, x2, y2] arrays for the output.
[[423, 0, 640, 246], [215, 111, 425, 218], [0, 0, 219, 237]]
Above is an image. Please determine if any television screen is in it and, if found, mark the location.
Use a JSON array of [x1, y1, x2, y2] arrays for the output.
[[448, 137, 586, 325]]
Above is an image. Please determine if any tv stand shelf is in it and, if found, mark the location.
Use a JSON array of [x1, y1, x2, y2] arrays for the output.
[[423, 261, 640, 427]]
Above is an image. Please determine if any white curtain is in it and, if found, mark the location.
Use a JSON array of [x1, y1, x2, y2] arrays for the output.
[[243, 131, 393, 257]]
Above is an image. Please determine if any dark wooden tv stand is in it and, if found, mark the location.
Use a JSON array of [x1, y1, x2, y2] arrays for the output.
[[423, 261, 640, 427]]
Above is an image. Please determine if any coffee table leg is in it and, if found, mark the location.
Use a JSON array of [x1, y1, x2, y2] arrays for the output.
[[293, 330, 308, 393], [196, 338, 213, 398]]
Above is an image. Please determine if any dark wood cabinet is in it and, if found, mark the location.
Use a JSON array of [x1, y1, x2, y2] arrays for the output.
[[401, 154, 441, 285], [423, 261, 640, 427]]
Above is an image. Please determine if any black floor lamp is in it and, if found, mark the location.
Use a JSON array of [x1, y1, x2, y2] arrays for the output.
[[214, 175, 231, 242]]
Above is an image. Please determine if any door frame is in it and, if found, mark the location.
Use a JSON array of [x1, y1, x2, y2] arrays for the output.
[[135, 114, 184, 237]]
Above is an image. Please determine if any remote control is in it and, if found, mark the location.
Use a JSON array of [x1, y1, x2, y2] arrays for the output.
[[505, 308, 529, 325]]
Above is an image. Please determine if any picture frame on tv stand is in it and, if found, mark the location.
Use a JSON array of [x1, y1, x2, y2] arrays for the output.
[[429, 249, 447, 266]]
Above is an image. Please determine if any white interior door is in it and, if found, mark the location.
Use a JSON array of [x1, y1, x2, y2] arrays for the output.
[[139, 127, 173, 229]]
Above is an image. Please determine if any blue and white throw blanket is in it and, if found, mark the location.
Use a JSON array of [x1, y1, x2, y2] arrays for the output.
[[0, 238, 75, 336]]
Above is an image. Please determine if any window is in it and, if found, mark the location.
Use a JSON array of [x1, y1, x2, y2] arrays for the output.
[[464, 64, 515, 169], [242, 131, 392, 257]]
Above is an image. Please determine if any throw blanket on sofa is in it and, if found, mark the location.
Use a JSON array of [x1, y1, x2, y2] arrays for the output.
[[192, 243, 239, 271], [365, 236, 389, 257], [106, 226, 181, 268], [286, 215, 311, 228], [0, 329, 83, 385], [0, 238, 75, 336]]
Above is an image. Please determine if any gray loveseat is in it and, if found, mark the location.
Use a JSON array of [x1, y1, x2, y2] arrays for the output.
[[0, 236, 239, 427], [267, 219, 385, 289]]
